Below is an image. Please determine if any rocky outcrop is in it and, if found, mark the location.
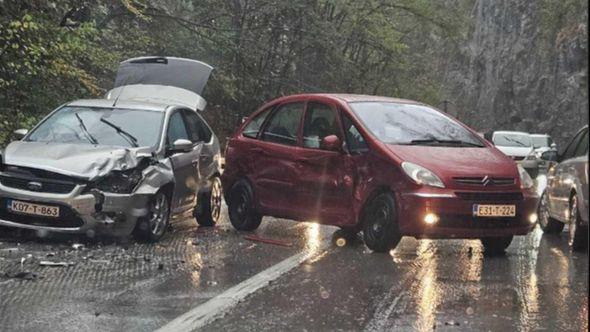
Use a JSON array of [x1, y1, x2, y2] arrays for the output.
[[445, 0, 588, 146]]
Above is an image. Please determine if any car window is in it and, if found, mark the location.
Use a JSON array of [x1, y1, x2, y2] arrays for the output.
[[342, 115, 368, 153], [492, 133, 532, 147], [167, 111, 189, 146], [574, 130, 589, 157], [183, 110, 212, 143], [261, 102, 304, 146], [562, 129, 586, 160], [302, 102, 340, 149], [349, 102, 484, 147], [243, 108, 272, 139]]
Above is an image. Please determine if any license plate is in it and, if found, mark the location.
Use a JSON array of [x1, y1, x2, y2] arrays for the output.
[[7, 199, 60, 218], [473, 204, 516, 217]]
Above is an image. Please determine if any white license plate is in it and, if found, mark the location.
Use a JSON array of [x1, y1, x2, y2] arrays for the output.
[[7, 199, 60, 218], [473, 204, 516, 217]]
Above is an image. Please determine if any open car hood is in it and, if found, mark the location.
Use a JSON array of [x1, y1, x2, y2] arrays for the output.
[[106, 57, 213, 111]]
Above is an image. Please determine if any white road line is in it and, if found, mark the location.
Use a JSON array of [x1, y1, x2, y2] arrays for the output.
[[156, 246, 328, 332]]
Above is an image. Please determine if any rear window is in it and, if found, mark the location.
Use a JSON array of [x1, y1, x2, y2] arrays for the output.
[[349, 102, 483, 146]]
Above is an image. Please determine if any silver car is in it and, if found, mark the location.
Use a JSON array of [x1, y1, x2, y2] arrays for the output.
[[538, 125, 589, 250], [0, 57, 223, 241]]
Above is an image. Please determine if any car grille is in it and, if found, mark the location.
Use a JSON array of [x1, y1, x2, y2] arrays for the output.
[[0, 198, 84, 228], [0, 166, 82, 194], [455, 191, 524, 201], [453, 177, 515, 187]]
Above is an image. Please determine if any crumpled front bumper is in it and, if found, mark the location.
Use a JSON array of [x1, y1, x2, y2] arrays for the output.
[[0, 183, 150, 236]]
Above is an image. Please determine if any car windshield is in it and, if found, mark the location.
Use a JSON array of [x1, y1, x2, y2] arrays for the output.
[[348, 102, 485, 147], [26, 106, 164, 148], [531, 135, 552, 148], [493, 133, 532, 147]]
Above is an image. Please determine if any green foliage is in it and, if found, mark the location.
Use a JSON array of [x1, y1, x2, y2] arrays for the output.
[[0, 0, 465, 146]]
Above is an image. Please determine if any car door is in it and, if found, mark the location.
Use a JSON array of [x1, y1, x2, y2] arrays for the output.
[[296, 101, 356, 225], [183, 109, 216, 184], [253, 102, 305, 217], [166, 110, 201, 214], [548, 129, 586, 220]]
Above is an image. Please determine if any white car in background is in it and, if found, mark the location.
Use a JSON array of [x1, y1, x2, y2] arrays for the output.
[[492, 131, 539, 178], [531, 134, 557, 168]]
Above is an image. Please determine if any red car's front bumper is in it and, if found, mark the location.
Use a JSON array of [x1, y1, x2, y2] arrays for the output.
[[397, 188, 539, 239]]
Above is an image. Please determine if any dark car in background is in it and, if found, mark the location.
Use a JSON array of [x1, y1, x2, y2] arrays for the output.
[[538, 125, 589, 250], [222, 94, 539, 254], [0, 57, 223, 241]]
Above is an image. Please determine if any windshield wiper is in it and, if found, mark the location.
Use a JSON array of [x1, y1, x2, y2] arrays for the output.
[[75, 113, 99, 145], [100, 118, 139, 147], [407, 138, 484, 147], [503, 136, 527, 147]]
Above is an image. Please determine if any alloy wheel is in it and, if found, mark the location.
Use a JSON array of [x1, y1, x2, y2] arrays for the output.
[[150, 193, 169, 237], [210, 177, 223, 222], [568, 195, 578, 247]]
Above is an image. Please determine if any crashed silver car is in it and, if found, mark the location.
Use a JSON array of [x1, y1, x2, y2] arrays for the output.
[[0, 57, 222, 241]]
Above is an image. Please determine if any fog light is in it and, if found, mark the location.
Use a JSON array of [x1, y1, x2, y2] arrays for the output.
[[528, 213, 538, 224], [424, 213, 439, 225]]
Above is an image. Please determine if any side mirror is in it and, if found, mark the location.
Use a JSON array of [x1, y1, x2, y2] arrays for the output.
[[170, 139, 194, 153], [550, 143, 557, 149], [13, 129, 28, 140], [541, 150, 558, 162], [320, 135, 342, 152]]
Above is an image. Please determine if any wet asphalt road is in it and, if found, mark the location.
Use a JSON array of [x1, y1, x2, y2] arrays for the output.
[[0, 202, 587, 332]]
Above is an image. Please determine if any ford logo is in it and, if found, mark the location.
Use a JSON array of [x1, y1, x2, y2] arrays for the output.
[[27, 181, 43, 191]]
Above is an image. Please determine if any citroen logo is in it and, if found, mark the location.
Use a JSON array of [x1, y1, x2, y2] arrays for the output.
[[27, 181, 43, 191], [481, 176, 492, 186]]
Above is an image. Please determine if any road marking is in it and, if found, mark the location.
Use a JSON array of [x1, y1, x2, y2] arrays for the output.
[[363, 244, 436, 332], [156, 245, 329, 332]]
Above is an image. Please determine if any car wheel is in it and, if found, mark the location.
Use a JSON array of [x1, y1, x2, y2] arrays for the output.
[[568, 194, 588, 251], [538, 192, 564, 234], [195, 176, 223, 227], [134, 191, 170, 242], [362, 192, 402, 253], [227, 180, 262, 231], [480, 236, 513, 255]]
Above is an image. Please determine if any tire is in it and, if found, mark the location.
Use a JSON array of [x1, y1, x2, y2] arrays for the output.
[[134, 191, 170, 242], [480, 236, 513, 255], [195, 176, 223, 227], [362, 192, 402, 253], [227, 180, 262, 231], [538, 192, 564, 234], [568, 194, 588, 251]]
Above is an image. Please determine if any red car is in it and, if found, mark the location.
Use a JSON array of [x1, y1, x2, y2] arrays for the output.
[[221, 94, 539, 253]]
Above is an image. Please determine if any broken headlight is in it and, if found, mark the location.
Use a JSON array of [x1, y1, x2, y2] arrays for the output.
[[95, 169, 143, 194]]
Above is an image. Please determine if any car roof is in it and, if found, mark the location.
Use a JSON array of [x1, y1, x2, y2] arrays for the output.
[[267, 93, 425, 106], [493, 131, 530, 136], [67, 99, 170, 112], [530, 134, 551, 137]]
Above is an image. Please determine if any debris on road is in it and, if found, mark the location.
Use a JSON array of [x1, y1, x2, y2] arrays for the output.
[[39, 261, 75, 267], [72, 244, 85, 250], [3, 270, 40, 280], [243, 235, 292, 247], [445, 320, 460, 326]]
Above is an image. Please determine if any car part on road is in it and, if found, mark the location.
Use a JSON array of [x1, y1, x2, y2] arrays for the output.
[[332, 228, 360, 247], [134, 191, 170, 242], [568, 194, 588, 251], [362, 192, 402, 253], [243, 235, 292, 247], [480, 236, 513, 255], [195, 176, 223, 227], [538, 192, 564, 234], [228, 180, 262, 231]]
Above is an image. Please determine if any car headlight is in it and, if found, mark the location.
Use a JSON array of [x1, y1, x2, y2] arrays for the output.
[[401, 162, 445, 188], [517, 165, 534, 189], [95, 169, 143, 194], [526, 153, 537, 160]]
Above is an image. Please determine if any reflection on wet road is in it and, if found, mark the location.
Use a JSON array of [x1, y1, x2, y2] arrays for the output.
[[0, 205, 587, 331]]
